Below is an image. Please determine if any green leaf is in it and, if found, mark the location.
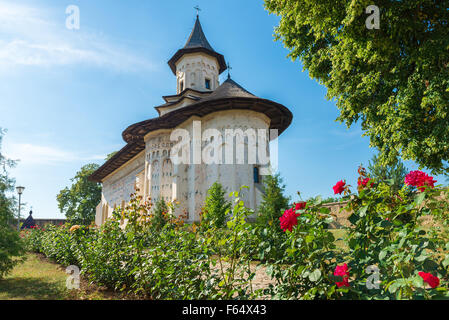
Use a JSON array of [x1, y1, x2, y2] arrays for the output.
[[423, 259, 439, 272], [359, 205, 369, 217], [442, 256, 449, 268], [309, 269, 322, 282], [348, 213, 360, 225], [388, 281, 401, 294], [415, 192, 426, 206], [305, 234, 314, 243], [379, 250, 388, 261]]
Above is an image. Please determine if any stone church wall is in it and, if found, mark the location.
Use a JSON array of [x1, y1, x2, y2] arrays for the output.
[[102, 151, 145, 212]]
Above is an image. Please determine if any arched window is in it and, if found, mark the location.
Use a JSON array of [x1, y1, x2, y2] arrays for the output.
[[253, 166, 260, 184]]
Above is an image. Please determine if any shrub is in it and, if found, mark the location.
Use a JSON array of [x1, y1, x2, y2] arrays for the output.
[[255, 173, 291, 261], [0, 128, 24, 278], [263, 198, 341, 299], [264, 167, 449, 300], [201, 182, 231, 229], [338, 168, 449, 299], [22, 170, 449, 300], [0, 224, 24, 278]]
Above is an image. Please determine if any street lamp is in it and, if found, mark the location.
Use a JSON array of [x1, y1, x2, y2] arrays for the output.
[[16, 186, 25, 231]]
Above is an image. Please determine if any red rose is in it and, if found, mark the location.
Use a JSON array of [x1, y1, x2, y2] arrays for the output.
[[358, 177, 373, 188], [294, 201, 307, 210], [404, 171, 436, 192], [418, 272, 440, 288], [279, 208, 300, 232], [334, 263, 350, 287], [333, 180, 346, 195]]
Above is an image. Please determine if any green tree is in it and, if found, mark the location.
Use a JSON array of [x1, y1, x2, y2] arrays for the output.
[[57, 163, 101, 225], [265, 0, 449, 174], [202, 182, 231, 228], [105, 151, 117, 161], [367, 153, 408, 192], [256, 173, 290, 228], [152, 198, 169, 230], [0, 128, 24, 278], [254, 173, 290, 262]]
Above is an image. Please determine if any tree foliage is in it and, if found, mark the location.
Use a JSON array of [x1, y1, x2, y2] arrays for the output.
[[265, 0, 449, 174], [56, 163, 101, 225], [105, 151, 118, 161], [202, 182, 231, 228], [367, 153, 408, 192], [256, 173, 290, 228], [152, 198, 169, 230], [0, 128, 24, 278]]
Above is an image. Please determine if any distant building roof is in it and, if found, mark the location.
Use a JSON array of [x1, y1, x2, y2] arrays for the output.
[[21, 211, 36, 229]]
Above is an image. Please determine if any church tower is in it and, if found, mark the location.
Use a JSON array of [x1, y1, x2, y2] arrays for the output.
[[168, 15, 227, 94]]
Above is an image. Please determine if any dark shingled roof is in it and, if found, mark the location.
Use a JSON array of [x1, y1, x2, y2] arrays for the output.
[[184, 16, 214, 51], [21, 211, 36, 230], [201, 77, 255, 101], [89, 77, 293, 182], [168, 16, 227, 75]]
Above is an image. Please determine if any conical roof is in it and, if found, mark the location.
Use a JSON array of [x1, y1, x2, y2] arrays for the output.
[[183, 16, 214, 51], [21, 211, 36, 229], [168, 16, 227, 75]]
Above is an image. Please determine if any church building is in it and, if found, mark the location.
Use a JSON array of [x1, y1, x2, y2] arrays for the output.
[[90, 15, 292, 225]]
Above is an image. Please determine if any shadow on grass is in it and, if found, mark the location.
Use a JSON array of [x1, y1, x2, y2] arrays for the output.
[[0, 277, 66, 300]]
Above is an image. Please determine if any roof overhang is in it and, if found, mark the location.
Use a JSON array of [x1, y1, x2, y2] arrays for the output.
[[91, 97, 292, 182], [167, 47, 227, 75]]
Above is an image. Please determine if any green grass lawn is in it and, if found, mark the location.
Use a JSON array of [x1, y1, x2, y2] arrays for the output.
[[0, 253, 69, 300], [0, 253, 125, 300]]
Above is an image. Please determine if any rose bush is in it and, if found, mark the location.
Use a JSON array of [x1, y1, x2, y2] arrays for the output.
[[326, 168, 448, 299], [22, 169, 449, 300]]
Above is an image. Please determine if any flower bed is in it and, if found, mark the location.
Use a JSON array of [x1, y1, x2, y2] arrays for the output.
[[22, 169, 449, 299]]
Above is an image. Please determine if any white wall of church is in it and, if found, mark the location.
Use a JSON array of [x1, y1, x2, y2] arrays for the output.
[[100, 151, 145, 222], [145, 130, 175, 204], [97, 110, 271, 226], [172, 109, 271, 222]]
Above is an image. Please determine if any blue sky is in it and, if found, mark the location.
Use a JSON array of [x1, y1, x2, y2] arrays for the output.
[[1, 0, 445, 219]]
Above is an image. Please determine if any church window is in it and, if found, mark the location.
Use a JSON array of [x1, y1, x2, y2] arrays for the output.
[[180, 80, 184, 91], [254, 166, 260, 184], [205, 78, 211, 89]]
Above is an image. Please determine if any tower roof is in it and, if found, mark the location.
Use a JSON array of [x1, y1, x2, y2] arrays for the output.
[[184, 16, 214, 51], [168, 16, 227, 75], [201, 77, 255, 101]]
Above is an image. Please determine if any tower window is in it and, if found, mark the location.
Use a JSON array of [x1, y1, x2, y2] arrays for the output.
[[205, 78, 211, 89], [180, 81, 184, 92], [254, 166, 260, 184]]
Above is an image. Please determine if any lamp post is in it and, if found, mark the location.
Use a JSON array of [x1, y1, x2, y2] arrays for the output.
[[16, 186, 25, 231]]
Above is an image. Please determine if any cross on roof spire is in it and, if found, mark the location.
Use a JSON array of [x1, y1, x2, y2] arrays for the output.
[[227, 62, 232, 79], [194, 5, 201, 17]]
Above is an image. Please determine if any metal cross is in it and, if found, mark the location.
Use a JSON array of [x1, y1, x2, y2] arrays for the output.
[[227, 62, 232, 79], [194, 5, 201, 16]]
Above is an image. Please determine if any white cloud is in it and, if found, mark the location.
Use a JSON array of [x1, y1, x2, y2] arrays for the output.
[[4, 143, 105, 165], [0, 1, 154, 72]]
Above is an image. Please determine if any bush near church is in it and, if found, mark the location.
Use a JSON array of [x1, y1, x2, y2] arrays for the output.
[[23, 168, 449, 299], [0, 128, 25, 279]]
